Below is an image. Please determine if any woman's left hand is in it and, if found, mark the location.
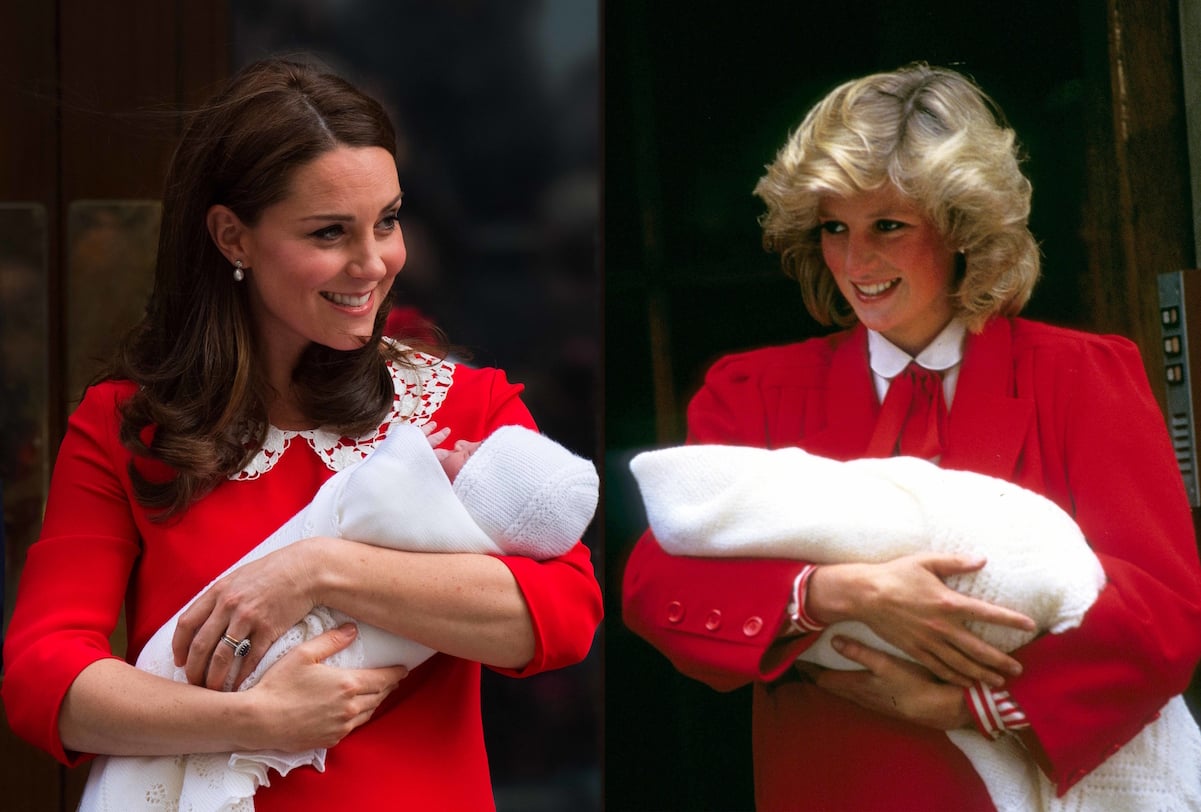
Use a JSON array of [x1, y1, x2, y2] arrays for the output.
[[800, 635, 972, 731], [172, 538, 324, 690]]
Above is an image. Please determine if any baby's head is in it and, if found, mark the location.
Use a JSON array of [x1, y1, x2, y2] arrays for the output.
[[437, 439, 482, 483], [450, 425, 599, 559]]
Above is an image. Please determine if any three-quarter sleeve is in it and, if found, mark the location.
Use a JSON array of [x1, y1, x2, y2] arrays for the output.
[[3, 383, 141, 765], [447, 366, 603, 677]]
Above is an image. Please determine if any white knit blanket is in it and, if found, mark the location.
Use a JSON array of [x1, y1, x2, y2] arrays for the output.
[[80, 424, 579, 812], [630, 443, 1201, 812]]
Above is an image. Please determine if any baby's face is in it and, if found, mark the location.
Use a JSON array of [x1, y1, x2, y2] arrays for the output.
[[440, 439, 482, 482]]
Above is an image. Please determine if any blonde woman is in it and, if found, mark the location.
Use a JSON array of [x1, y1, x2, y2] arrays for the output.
[[623, 64, 1201, 811]]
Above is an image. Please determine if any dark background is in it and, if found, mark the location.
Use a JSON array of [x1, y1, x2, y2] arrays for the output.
[[603, 1, 1194, 810]]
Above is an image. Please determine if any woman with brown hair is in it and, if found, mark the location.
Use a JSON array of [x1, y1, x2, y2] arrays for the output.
[[3, 58, 601, 811]]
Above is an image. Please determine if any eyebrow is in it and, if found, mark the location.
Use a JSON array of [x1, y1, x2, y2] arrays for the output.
[[817, 205, 913, 220], [299, 192, 404, 222]]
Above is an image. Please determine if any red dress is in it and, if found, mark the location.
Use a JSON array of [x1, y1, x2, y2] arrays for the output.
[[4, 355, 603, 812], [623, 318, 1201, 811]]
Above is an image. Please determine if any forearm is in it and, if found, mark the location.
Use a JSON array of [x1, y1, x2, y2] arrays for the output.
[[59, 659, 261, 756], [804, 562, 870, 624], [311, 537, 536, 669]]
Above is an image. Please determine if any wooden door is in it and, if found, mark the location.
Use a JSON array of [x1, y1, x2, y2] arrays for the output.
[[0, 4, 229, 807]]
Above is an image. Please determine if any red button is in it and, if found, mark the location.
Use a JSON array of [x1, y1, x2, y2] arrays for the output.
[[705, 610, 722, 631], [742, 616, 764, 636], [666, 601, 685, 623]]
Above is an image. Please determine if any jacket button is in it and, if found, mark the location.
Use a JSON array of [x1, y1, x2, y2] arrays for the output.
[[666, 601, 685, 623], [742, 616, 764, 636], [705, 610, 723, 631]]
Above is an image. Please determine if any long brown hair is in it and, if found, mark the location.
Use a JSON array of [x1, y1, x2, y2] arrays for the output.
[[111, 58, 416, 519]]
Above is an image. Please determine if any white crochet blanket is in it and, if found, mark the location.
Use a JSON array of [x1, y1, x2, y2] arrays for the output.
[[80, 424, 577, 812], [630, 443, 1201, 812]]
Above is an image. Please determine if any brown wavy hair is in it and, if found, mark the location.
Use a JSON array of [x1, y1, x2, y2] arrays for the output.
[[754, 63, 1040, 332], [109, 58, 428, 519]]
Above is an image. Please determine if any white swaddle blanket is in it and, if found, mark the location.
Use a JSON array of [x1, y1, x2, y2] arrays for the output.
[[630, 443, 1201, 812], [81, 423, 596, 812]]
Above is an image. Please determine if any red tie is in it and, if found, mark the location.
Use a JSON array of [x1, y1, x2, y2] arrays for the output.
[[869, 362, 947, 459]]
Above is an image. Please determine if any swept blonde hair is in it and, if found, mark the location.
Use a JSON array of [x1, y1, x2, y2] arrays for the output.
[[754, 63, 1039, 331]]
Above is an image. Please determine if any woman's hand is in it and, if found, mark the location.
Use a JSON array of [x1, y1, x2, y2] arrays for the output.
[[242, 624, 408, 752], [806, 553, 1036, 688], [59, 624, 406, 756], [173, 538, 325, 690], [800, 635, 972, 731]]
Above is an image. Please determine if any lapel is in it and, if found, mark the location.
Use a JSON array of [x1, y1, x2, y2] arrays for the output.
[[940, 318, 1034, 481], [802, 325, 880, 461], [797, 319, 1034, 481]]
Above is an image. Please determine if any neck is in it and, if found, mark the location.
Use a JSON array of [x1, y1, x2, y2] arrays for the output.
[[261, 358, 316, 431], [885, 317, 955, 358], [265, 391, 317, 431], [256, 333, 309, 429]]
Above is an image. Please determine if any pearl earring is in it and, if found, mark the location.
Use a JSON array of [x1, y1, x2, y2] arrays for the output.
[[233, 260, 245, 282]]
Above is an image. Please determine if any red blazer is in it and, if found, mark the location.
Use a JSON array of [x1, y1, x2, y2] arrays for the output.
[[623, 318, 1201, 811]]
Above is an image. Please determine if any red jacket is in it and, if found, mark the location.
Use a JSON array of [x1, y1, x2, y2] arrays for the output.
[[623, 318, 1201, 811]]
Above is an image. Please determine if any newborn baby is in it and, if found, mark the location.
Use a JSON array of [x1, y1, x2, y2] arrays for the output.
[[629, 442, 1201, 812], [80, 422, 599, 812]]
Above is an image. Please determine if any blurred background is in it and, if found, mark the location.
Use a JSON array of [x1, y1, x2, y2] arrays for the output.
[[0, 2, 599, 810]]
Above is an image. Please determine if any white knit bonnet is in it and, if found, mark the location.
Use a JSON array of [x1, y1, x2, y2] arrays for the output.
[[451, 425, 598, 559]]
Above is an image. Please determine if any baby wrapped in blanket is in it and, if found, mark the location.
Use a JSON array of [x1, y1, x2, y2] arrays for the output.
[[629, 443, 1201, 812], [81, 423, 599, 812]]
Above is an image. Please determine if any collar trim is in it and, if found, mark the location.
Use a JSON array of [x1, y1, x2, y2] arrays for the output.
[[231, 352, 455, 481], [868, 320, 966, 379]]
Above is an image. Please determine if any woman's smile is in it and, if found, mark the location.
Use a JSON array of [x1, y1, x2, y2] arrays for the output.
[[232, 145, 407, 371], [320, 289, 374, 310], [851, 278, 901, 298], [819, 184, 957, 355]]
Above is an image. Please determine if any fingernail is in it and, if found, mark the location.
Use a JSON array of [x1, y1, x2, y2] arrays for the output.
[[831, 637, 845, 652]]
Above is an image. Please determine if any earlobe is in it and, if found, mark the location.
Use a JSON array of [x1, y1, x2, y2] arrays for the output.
[[206, 205, 249, 264]]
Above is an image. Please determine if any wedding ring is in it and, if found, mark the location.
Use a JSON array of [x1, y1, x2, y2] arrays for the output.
[[220, 633, 252, 658]]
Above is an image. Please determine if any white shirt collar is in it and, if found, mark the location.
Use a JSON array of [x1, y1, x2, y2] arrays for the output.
[[868, 319, 967, 379], [867, 320, 967, 408]]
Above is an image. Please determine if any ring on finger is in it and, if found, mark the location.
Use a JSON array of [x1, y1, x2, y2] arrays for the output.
[[220, 632, 252, 658]]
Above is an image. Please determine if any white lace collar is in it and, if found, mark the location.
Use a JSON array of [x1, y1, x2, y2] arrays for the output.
[[231, 352, 456, 481]]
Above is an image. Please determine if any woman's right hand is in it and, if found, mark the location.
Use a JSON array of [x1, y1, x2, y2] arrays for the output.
[[241, 624, 408, 751], [806, 553, 1036, 688]]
